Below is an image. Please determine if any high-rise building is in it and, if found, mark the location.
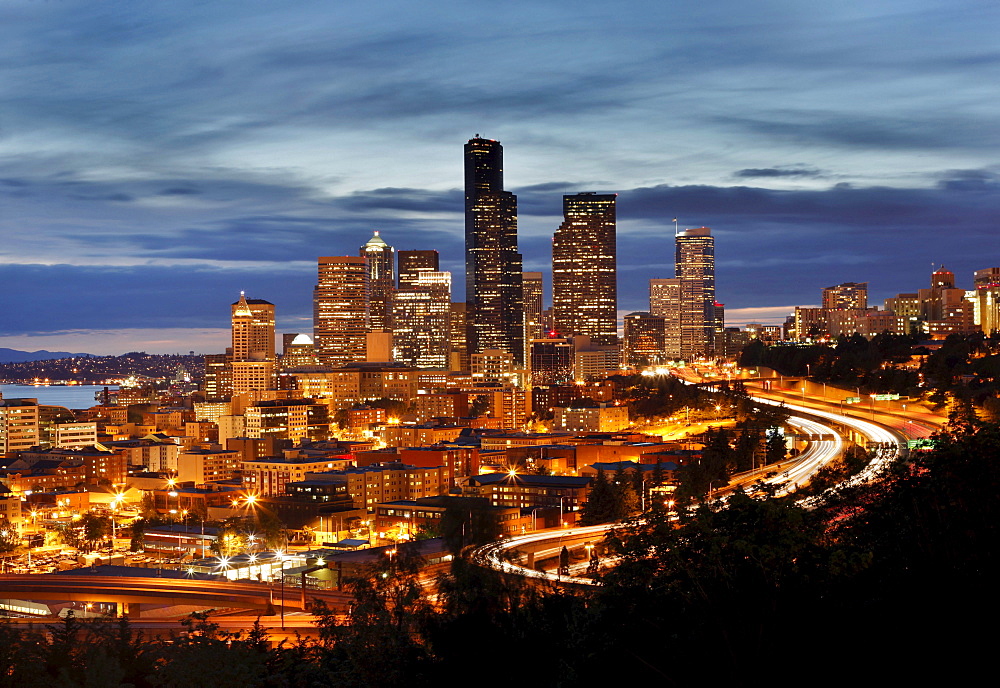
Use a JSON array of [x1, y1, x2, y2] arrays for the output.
[[522, 271, 544, 351], [392, 272, 452, 368], [230, 293, 275, 393], [676, 227, 716, 359], [650, 278, 681, 359], [552, 193, 618, 346], [203, 352, 233, 399], [464, 135, 524, 364], [398, 250, 440, 289], [315, 257, 368, 366], [623, 312, 666, 369], [0, 397, 40, 454], [529, 336, 575, 387], [231, 293, 275, 362], [360, 231, 395, 332]]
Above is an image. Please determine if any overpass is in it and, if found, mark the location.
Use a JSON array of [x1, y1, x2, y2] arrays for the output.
[[0, 573, 353, 616]]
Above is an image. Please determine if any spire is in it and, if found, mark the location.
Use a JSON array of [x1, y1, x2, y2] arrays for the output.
[[233, 291, 253, 317], [363, 230, 388, 248]]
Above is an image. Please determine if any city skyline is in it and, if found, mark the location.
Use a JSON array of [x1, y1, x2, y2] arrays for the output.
[[2, 1, 998, 354]]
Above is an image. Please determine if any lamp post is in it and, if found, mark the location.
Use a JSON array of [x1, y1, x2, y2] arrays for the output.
[[276, 550, 286, 629]]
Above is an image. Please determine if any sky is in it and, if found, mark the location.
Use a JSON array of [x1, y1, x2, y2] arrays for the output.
[[1, 0, 998, 354]]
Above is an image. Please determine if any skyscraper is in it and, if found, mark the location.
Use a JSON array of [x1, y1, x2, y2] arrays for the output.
[[230, 293, 275, 393], [522, 271, 544, 343], [398, 250, 440, 289], [552, 193, 618, 346], [392, 271, 452, 368], [360, 231, 395, 332], [464, 136, 524, 364], [314, 257, 368, 366], [676, 227, 716, 359], [649, 278, 681, 359], [231, 293, 275, 362]]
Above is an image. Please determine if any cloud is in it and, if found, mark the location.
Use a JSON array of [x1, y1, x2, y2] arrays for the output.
[[734, 167, 823, 179]]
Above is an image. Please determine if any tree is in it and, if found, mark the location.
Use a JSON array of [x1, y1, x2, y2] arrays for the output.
[[0, 527, 20, 554], [580, 469, 616, 525], [310, 543, 432, 686], [469, 394, 491, 418], [139, 491, 157, 519], [78, 513, 111, 552], [438, 497, 501, 553], [764, 428, 786, 464]]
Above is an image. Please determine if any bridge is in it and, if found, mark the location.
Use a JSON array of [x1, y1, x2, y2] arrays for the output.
[[0, 573, 353, 617]]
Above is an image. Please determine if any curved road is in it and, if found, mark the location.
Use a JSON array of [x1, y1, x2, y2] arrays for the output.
[[473, 399, 908, 585]]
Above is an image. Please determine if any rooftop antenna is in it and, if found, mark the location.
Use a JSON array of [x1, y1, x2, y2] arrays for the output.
[[673, 218, 679, 235]]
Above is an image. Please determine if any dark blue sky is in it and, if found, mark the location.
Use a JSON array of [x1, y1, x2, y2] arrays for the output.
[[1, 0, 998, 353]]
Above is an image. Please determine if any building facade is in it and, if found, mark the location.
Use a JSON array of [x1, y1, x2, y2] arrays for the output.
[[552, 193, 618, 346], [398, 250, 440, 289], [649, 278, 681, 359], [315, 257, 368, 365], [676, 227, 716, 359], [392, 271, 452, 368], [464, 136, 524, 364], [360, 231, 395, 332]]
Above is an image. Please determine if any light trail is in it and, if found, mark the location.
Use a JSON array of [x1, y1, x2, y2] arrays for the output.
[[473, 375, 910, 585], [471, 524, 613, 586]]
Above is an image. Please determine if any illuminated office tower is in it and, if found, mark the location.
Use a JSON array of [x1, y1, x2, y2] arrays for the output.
[[522, 271, 544, 344], [392, 272, 452, 368], [623, 312, 666, 368], [650, 278, 681, 359], [398, 250, 440, 289], [675, 227, 716, 359], [464, 135, 524, 363], [230, 293, 275, 393], [314, 257, 368, 366], [360, 231, 395, 332], [231, 293, 275, 362], [552, 193, 618, 346]]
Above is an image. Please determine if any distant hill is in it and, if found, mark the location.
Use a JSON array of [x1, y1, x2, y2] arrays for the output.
[[0, 348, 92, 363], [0, 351, 204, 383]]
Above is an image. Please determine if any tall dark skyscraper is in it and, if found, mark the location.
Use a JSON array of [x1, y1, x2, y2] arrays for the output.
[[464, 135, 524, 364], [675, 227, 716, 359], [552, 193, 618, 346], [360, 230, 395, 332]]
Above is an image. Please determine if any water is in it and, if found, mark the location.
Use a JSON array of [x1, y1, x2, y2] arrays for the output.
[[0, 384, 118, 409]]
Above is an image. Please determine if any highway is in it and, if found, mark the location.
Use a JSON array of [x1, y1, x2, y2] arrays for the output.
[[471, 381, 913, 584]]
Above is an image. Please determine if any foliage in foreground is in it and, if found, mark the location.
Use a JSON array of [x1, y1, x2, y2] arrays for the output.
[[2, 421, 998, 686]]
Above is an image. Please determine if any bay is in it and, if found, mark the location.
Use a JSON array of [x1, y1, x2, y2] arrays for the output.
[[0, 384, 118, 409]]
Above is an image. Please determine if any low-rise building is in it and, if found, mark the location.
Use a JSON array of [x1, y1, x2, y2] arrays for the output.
[[464, 473, 592, 517], [553, 403, 630, 432]]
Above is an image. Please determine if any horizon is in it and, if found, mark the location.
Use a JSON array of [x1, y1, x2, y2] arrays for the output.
[[2, 1, 997, 354]]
